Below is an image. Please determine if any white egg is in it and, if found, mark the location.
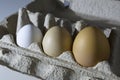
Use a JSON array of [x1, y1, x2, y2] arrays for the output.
[[16, 24, 43, 48]]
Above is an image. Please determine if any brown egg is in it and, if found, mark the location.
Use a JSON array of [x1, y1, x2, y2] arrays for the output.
[[42, 26, 72, 57], [72, 26, 110, 67]]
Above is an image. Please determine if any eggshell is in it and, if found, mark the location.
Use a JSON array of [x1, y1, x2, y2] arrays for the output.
[[17, 24, 43, 48], [73, 26, 110, 67], [42, 26, 72, 57]]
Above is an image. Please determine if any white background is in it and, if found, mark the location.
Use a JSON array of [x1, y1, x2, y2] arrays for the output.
[[0, 0, 39, 80]]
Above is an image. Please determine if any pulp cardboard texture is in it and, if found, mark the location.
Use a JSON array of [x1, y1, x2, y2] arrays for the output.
[[0, 0, 120, 80]]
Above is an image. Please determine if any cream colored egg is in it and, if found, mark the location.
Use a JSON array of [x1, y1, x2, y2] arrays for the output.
[[73, 26, 110, 67], [42, 26, 72, 57]]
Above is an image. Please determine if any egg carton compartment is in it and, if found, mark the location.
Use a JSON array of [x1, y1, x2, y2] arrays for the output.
[[0, 0, 120, 80]]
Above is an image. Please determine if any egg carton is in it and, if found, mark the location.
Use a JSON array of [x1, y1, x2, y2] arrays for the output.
[[0, 0, 120, 80]]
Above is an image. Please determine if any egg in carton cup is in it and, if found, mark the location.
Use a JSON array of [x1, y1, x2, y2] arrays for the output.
[[0, 0, 120, 80]]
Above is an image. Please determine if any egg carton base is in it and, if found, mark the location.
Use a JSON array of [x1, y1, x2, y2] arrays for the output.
[[0, 0, 120, 79], [0, 35, 119, 80]]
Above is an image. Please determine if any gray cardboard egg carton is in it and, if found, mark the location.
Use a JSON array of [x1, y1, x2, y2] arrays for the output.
[[0, 0, 120, 80]]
